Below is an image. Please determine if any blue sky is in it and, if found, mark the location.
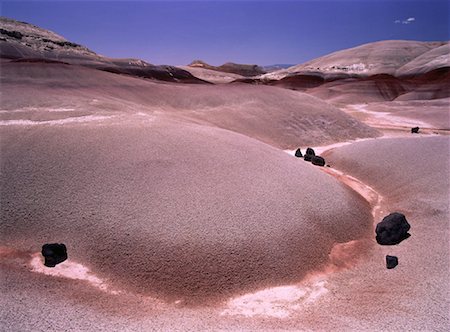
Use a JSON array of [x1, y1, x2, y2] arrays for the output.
[[1, 0, 448, 65]]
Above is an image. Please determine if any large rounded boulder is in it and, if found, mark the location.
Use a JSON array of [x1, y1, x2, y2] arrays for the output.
[[375, 212, 411, 245]]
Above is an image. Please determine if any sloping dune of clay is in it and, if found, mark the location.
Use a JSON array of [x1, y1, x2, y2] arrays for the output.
[[0, 61, 379, 148], [0, 119, 373, 303]]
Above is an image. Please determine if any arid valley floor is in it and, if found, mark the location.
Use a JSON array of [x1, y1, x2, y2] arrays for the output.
[[0, 17, 449, 331]]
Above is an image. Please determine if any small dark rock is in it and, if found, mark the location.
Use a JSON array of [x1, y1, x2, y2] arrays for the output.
[[41, 243, 68, 267], [305, 147, 315, 156], [311, 156, 326, 167], [294, 148, 303, 158], [304, 154, 313, 162], [375, 212, 411, 245], [411, 127, 420, 134], [386, 255, 398, 269]]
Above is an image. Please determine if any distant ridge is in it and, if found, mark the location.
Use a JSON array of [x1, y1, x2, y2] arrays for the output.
[[237, 40, 450, 104], [0, 16, 207, 84], [188, 59, 266, 77], [262, 64, 294, 72], [263, 40, 448, 80]]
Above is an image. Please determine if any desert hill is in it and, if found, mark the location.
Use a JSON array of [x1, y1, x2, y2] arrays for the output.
[[263, 40, 446, 80], [0, 17, 206, 83], [246, 40, 450, 105], [177, 64, 245, 84], [188, 59, 266, 77], [0, 60, 379, 148], [1, 118, 373, 302], [179, 62, 292, 84], [0, 18, 378, 303], [1, 15, 449, 332]]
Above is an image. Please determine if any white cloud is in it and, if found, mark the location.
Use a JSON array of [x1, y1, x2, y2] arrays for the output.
[[395, 16, 416, 24], [394, 17, 416, 24]]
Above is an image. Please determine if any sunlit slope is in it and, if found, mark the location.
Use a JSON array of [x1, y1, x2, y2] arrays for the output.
[[0, 61, 379, 148]]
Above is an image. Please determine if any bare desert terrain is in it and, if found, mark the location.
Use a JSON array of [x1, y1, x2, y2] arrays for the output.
[[1, 17, 449, 331]]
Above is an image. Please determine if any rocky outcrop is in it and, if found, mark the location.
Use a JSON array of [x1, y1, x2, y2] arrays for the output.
[[375, 213, 411, 245], [411, 127, 420, 133], [41, 243, 68, 267]]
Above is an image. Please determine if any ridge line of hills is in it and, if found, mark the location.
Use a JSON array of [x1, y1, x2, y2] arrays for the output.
[[1, 16, 449, 104]]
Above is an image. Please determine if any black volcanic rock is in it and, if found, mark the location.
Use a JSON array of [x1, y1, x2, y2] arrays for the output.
[[375, 212, 411, 245], [411, 127, 420, 133], [306, 147, 316, 156], [386, 255, 398, 269], [304, 154, 313, 162], [311, 156, 326, 167], [295, 148, 303, 157], [41, 243, 68, 267]]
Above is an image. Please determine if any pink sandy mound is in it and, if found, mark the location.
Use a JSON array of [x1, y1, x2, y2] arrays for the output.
[[1, 117, 373, 305]]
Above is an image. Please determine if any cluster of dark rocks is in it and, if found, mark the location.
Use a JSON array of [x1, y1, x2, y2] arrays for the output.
[[295, 147, 326, 167], [41, 243, 68, 267], [375, 212, 411, 269]]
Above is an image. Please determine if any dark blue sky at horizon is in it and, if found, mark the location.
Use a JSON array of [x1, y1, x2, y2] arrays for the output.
[[1, 0, 448, 66]]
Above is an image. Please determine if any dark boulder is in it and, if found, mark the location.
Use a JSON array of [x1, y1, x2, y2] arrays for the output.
[[41, 243, 68, 267], [375, 213, 411, 245], [311, 156, 326, 167], [306, 147, 315, 156], [386, 255, 398, 269], [304, 154, 313, 162], [411, 127, 420, 134], [294, 148, 303, 158]]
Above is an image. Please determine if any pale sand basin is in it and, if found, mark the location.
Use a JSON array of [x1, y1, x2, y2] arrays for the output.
[[29, 253, 121, 295], [222, 278, 329, 318], [342, 102, 450, 134], [0, 115, 114, 126], [221, 239, 369, 319], [0, 107, 76, 113], [346, 103, 434, 127]]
